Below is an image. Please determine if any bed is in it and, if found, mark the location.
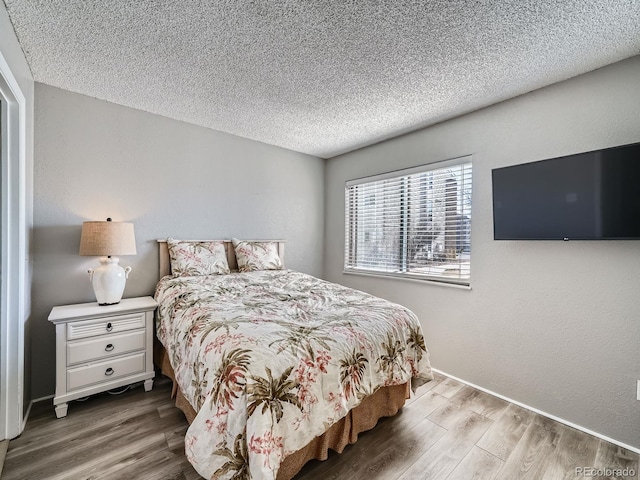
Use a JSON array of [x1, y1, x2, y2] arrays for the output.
[[154, 239, 433, 479]]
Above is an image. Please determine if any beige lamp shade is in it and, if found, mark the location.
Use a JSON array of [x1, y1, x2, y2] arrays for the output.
[[79, 220, 137, 256]]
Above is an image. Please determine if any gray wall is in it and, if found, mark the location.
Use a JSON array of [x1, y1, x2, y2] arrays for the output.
[[32, 83, 325, 399], [0, 2, 34, 417], [324, 56, 640, 449]]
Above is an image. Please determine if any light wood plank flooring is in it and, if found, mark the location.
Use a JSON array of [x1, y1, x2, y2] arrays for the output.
[[3, 373, 638, 479]]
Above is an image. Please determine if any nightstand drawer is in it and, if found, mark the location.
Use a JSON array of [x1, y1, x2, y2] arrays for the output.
[[67, 329, 145, 365], [67, 312, 146, 340], [67, 352, 145, 391]]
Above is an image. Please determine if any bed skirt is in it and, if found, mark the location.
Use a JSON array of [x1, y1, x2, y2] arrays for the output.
[[154, 338, 409, 480]]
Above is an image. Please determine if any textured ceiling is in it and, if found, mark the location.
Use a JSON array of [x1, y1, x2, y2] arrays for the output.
[[4, 1, 640, 158]]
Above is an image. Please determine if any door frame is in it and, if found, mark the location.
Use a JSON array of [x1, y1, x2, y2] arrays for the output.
[[0, 49, 26, 440]]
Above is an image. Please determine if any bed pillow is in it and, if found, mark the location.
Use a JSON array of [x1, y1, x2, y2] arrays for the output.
[[167, 239, 230, 276], [232, 238, 283, 272]]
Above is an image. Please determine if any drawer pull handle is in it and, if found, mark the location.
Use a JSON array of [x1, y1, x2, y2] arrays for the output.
[[106, 322, 113, 332], [105, 367, 114, 376], [105, 343, 114, 352]]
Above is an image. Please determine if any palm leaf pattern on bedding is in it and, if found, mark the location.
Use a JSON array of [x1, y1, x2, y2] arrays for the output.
[[168, 239, 230, 276], [268, 324, 335, 361], [232, 239, 283, 272], [339, 349, 369, 401], [186, 314, 241, 345], [190, 360, 209, 411], [209, 348, 252, 411], [213, 430, 249, 480], [246, 366, 302, 423], [407, 324, 427, 363], [377, 333, 408, 379], [155, 269, 433, 480]]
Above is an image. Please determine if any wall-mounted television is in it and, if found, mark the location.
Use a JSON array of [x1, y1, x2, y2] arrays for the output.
[[492, 142, 640, 240]]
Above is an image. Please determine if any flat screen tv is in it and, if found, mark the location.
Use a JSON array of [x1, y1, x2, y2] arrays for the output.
[[492, 142, 640, 240]]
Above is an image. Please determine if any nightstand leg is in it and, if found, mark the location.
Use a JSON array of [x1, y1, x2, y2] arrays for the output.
[[144, 378, 154, 392], [55, 402, 68, 418]]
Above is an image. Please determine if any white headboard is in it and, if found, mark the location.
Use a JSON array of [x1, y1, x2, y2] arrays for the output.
[[157, 239, 285, 278]]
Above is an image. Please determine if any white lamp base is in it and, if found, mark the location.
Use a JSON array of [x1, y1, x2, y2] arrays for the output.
[[88, 257, 132, 305]]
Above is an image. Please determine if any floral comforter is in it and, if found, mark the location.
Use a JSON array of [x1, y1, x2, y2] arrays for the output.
[[155, 270, 433, 480]]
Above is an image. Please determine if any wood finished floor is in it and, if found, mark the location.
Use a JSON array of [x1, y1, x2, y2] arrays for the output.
[[3, 373, 638, 480]]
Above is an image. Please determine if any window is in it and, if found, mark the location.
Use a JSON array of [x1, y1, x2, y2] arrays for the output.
[[345, 156, 472, 285]]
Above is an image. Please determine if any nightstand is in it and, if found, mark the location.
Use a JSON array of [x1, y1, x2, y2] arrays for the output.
[[48, 296, 157, 418]]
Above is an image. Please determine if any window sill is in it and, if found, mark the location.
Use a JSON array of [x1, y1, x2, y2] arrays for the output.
[[342, 269, 472, 290]]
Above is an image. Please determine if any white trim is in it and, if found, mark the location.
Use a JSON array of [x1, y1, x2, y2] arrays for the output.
[[342, 269, 472, 290], [29, 394, 54, 404], [346, 155, 472, 187], [22, 395, 54, 430], [21, 399, 33, 430], [0, 48, 27, 440], [432, 368, 640, 455]]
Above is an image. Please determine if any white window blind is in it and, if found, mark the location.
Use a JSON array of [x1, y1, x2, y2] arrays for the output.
[[345, 157, 472, 285]]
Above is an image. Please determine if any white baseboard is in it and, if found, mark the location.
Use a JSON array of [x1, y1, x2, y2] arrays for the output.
[[432, 368, 640, 455], [31, 394, 54, 403], [0, 439, 8, 477], [22, 394, 54, 431]]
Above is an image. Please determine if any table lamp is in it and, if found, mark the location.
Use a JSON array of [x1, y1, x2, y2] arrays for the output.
[[79, 218, 137, 305]]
